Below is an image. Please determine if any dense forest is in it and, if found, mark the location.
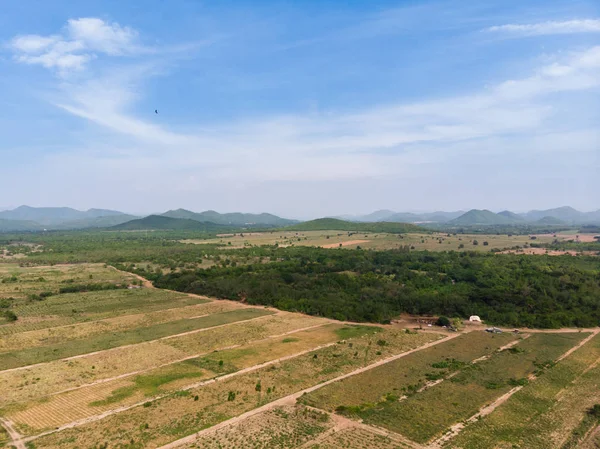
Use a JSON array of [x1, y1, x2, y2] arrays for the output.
[[138, 247, 600, 329]]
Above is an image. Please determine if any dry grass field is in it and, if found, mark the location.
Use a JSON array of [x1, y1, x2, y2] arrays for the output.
[[181, 230, 592, 252], [2, 262, 600, 449]]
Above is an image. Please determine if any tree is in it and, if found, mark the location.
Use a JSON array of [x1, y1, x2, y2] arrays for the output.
[[436, 316, 451, 327]]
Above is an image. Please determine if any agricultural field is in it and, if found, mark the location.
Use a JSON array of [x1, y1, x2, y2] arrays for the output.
[[181, 230, 584, 252], [1, 260, 600, 449]]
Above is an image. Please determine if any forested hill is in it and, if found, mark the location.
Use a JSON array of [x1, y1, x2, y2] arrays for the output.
[[143, 247, 600, 328], [283, 218, 424, 233], [162, 209, 297, 226], [111, 215, 231, 231]]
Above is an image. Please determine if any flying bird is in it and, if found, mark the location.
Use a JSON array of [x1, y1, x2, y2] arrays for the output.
[[155, 109, 158, 114]]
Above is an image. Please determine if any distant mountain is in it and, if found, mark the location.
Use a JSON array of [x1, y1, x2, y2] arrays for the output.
[[0, 219, 43, 232], [450, 209, 515, 226], [355, 210, 397, 222], [161, 209, 297, 226], [111, 215, 230, 231], [534, 216, 567, 225], [57, 214, 139, 229], [521, 206, 584, 223], [283, 218, 423, 234], [0, 206, 130, 226], [385, 212, 421, 223], [342, 210, 465, 223], [498, 210, 526, 222]]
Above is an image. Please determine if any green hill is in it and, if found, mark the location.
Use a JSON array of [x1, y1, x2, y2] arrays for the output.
[[283, 218, 423, 233], [162, 209, 297, 226], [0, 219, 43, 232], [450, 209, 515, 226], [497, 210, 525, 222], [534, 216, 567, 225], [57, 214, 140, 229], [111, 215, 230, 231], [523, 206, 584, 223]]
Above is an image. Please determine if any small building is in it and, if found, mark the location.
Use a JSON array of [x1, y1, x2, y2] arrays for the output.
[[469, 315, 482, 322]]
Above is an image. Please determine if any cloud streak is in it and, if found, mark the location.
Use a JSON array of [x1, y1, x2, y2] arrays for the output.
[[486, 19, 600, 36]]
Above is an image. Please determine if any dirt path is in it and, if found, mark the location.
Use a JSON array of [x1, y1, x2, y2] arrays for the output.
[[556, 329, 600, 363], [156, 333, 457, 449], [46, 322, 331, 398], [0, 417, 26, 449], [21, 340, 342, 444], [429, 386, 524, 448], [580, 424, 600, 449], [0, 313, 276, 375], [299, 404, 424, 449], [107, 265, 154, 288]]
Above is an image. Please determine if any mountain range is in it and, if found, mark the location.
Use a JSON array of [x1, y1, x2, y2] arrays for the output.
[[339, 207, 600, 226], [161, 209, 297, 226], [0, 205, 598, 232], [0, 206, 297, 232]]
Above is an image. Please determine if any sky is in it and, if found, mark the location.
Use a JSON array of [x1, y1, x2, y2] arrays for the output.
[[1, 0, 599, 219]]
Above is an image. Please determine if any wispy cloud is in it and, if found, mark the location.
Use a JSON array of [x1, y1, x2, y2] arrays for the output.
[[9, 18, 140, 74], [46, 43, 600, 186], [486, 19, 600, 36]]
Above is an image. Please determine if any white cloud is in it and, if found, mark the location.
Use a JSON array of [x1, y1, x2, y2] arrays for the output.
[[10, 34, 59, 53], [66, 18, 137, 55], [9, 17, 139, 75], [486, 19, 600, 36]]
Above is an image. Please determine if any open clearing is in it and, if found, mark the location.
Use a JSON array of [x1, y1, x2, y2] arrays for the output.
[[2, 262, 600, 449], [180, 230, 593, 252]]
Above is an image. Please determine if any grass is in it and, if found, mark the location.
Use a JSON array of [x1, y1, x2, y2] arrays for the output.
[[3, 323, 356, 430], [448, 333, 600, 449], [300, 331, 517, 412], [351, 333, 588, 443], [0, 301, 240, 353], [303, 426, 410, 449], [186, 405, 332, 449], [27, 329, 437, 444], [0, 314, 327, 406], [0, 288, 208, 336], [0, 308, 273, 370]]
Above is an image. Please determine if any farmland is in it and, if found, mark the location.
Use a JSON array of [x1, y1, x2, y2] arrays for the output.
[[1, 233, 600, 449], [181, 230, 574, 252]]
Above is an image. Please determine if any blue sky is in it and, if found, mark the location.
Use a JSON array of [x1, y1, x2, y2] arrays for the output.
[[1, 0, 599, 218]]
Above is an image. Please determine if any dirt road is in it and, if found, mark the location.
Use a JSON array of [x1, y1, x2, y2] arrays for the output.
[[0, 417, 25, 449]]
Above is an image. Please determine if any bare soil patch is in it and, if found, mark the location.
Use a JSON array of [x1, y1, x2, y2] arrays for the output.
[[321, 240, 370, 249]]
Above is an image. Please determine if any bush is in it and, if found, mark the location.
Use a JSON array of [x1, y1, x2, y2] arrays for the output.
[[436, 316, 451, 327], [2, 310, 17, 322], [589, 404, 600, 418]]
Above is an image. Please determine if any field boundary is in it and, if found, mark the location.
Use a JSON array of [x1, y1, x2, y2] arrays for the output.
[[45, 322, 331, 399], [0, 312, 276, 374]]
